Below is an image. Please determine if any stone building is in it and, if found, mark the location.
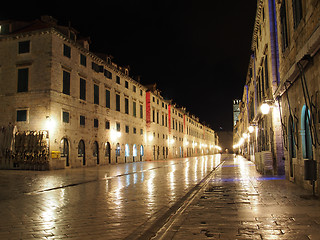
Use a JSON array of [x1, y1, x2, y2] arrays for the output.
[[0, 16, 218, 170], [236, 0, 320, 194], [235, 0, 285, 175], [274, 0, 320, 193]]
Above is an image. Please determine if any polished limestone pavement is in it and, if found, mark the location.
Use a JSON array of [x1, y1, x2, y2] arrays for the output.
[[0, 155, 222, 239], [167, 155, 320, 240]]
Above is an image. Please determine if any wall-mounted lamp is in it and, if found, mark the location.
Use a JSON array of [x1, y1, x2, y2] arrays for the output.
[[45, 116, 56, 133], [260, 103, 271, 115], [248, 126, 254, 133]]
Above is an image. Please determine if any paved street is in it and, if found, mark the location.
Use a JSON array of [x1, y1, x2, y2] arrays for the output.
[[0, 155, 221, 239], [1, 154, 320, 240], [163, 155, 320, 240]]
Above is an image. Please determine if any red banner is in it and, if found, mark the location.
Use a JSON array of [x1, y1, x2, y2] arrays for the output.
[[146, 92, 151, 128]]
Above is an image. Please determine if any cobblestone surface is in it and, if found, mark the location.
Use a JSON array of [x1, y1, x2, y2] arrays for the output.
[[0, 155, 221, 239], [168, 155, 320, 240]]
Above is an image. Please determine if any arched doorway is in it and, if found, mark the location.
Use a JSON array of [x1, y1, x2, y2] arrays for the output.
[[301, 105, 313, 159], [116, 143, 120, 163], [125, 144, 130, 162], [163, 147, 165, 159], [78, 140, 85, 166], [157, 146, 160, 160], [60, 138, 69, 167], [133, 144, 137, 162], [166, 147, 168, 159], [179, 146, 183, 158], [105, 142, 111, 164], [93, 141, 99, 165], [140, 145, 144, 161]]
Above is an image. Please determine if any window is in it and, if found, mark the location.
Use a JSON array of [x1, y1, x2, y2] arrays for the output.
[[18, 41, 30, 54], [140, 129, 143, 135], [125, 125, 129, 133], [133, 127, 136, 134], [133, 85, 136, 92], [80, 78, 86, 100], [62, 111, 70, 123], [92, 62, 103, 73], [140, 89, 143, 96], [125, 80, 129, 88], [152, 109, 155, 122], [133, 101, 136, 117], [80, 115, 85, 126], [116, 76, 120, 84], [105, 89, 110, 108], [80, 54, 87, 66], [105, 120, 110, 129], [94, 118, 99, 128], [140, 104, 143, 119], [116, 94, 120, 111], [292, 0, 303, 29], [116, 122, 120, 132], [125, 98, 129, 114], [104, 69, 112, 78], [63, 44, 71, 58], [16, 110, 27, 122], [280, 0, 289, 51], [63, 71, 70, 95], [157, 111, 159, 124], [94, 84, 99, 105], [17, 68, 28, 92]]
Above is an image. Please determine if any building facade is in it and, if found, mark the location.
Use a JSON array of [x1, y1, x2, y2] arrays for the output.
[[274, 0, 320, 193], [0, 16, 218, 170], [236, 0, 320, 194], [234, 0, 285, 175]]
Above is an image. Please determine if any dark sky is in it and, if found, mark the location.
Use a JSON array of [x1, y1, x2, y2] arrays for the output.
[[1, 1, 257, 131]]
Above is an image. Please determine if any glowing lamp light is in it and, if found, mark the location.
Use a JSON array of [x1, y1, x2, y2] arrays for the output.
[[45, 116, 56, 133], [148, 134, 154, 142], [260, 103, 270, 115], [170, 138, 175, 144], [111, 129, 121, 141], [248, 126, 254, 133]]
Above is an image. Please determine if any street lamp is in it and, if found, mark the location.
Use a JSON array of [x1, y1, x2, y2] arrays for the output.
[[260, 103, 271, 115], [248, 126, 254, 133]]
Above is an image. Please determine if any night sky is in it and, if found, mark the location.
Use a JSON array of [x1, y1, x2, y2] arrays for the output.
[[1, 1, 257, 132]]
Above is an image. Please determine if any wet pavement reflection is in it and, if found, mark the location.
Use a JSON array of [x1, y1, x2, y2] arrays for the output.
[[0, 155, 221, 239]]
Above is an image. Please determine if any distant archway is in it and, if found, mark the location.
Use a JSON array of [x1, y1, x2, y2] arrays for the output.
[[105, 142, 111, 164], [116, 143, 120, 163], [60, 138, 69, 167], [78, 140, 85, 166], [133, 144, 137, 162], [140, 145, 144, 161], [125, 144, 130, 162], [93, 141, 99, 165]]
